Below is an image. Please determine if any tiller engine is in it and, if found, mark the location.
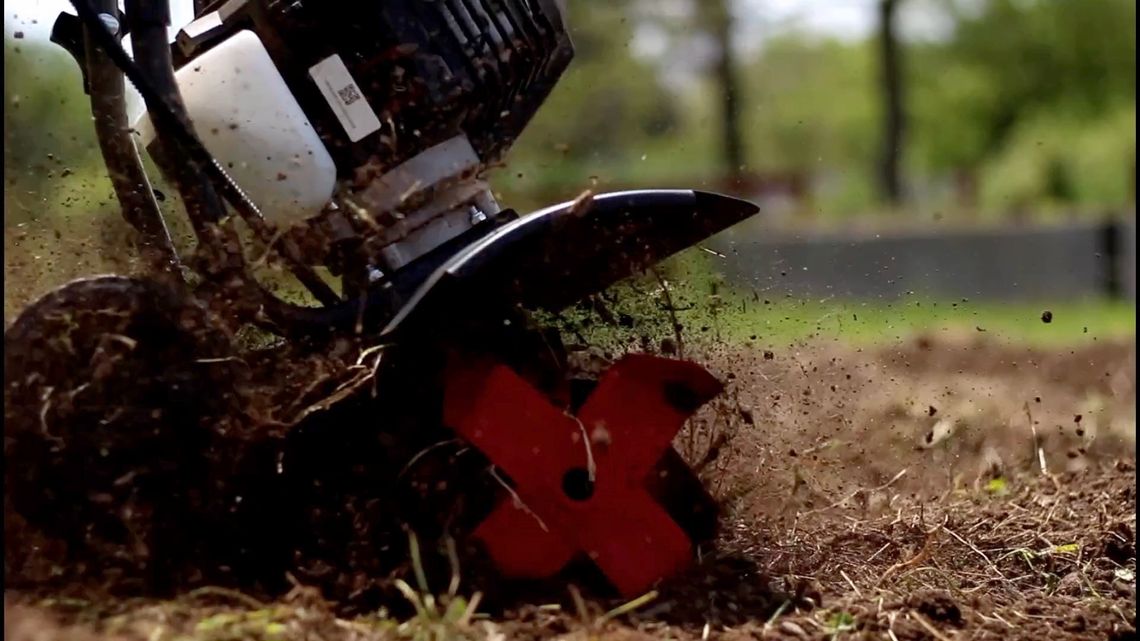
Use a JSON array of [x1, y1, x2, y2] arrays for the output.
[[4, 0, 759, 598]]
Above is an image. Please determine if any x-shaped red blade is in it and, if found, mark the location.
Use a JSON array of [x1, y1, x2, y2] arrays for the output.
[[444, 354, 722, 596]]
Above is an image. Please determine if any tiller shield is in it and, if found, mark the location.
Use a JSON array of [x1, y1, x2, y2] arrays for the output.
[[445, 354, 723, 596]]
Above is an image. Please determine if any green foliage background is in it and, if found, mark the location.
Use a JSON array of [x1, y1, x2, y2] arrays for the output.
[[494, 0, 1136, 216], [6, 0, 1134, 220]]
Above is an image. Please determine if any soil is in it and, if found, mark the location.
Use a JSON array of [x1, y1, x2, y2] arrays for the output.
[[5, 334, 1136, 641]]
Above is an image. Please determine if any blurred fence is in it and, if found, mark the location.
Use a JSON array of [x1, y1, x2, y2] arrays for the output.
[[709, 216, 1136, 302], [1122, 218, 1137, 300]]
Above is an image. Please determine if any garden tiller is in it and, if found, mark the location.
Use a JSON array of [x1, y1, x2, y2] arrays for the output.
[[4, 0, 759, 598]]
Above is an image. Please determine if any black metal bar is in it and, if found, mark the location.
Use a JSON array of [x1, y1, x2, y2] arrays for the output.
[[82, 0, 182, 281]]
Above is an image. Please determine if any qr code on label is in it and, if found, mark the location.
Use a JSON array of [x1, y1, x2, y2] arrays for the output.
[[336, 84, 362, 106]]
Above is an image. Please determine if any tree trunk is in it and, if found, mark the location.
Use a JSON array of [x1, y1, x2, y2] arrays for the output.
[[878, 0, 905, 205], [705, 0, 745, 184]]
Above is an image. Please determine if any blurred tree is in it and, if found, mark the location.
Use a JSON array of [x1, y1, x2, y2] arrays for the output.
[[912, 0, 1135, 169], [696, 0, 745, 182], [908, 0, 1135, 213], [624, 0, 747, 180], [877, 0, 905, 205], [507, 2, 678, 158], [742, 37, 878, 171], [493, 0, 696, 206]]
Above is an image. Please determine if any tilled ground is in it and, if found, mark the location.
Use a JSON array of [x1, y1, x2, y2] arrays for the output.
[[5, 336, 1136, 641]]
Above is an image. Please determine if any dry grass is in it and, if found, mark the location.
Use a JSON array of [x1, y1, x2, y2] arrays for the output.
[[5, 338, 1136, 641]]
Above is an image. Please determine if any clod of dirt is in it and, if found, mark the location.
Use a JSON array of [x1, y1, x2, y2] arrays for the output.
[[649, 555, 795, 628], [906, 590, 963, 626], [1102, 522, 1136, 563]]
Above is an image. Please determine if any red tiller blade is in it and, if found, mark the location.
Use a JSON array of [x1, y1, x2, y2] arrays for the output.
[[444, 354, 723, 596]]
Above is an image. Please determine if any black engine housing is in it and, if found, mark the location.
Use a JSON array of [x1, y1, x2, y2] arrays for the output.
[[179, 0, 574, 178]]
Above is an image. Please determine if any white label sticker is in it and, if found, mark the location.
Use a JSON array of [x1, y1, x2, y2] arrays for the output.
[[308, 55, 382, 143]]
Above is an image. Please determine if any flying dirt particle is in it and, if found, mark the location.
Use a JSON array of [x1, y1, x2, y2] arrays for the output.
[[749, 335, 757, 340], [660, 338, 677, 355], [928, 405, 938, 416], [1041, 310, 1053, 323], [1074, 414, 1082, 423], [276, 172, 288, 181], [975, 326, 986, 332], [14, 31, 23, 38], [788, 448, 797, 457], [763, 350, 774, 360], [1035, 396, 1042, 403]]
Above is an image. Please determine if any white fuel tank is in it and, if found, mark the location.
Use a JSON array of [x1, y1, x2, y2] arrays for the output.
[[135, 30, 337, 226]]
